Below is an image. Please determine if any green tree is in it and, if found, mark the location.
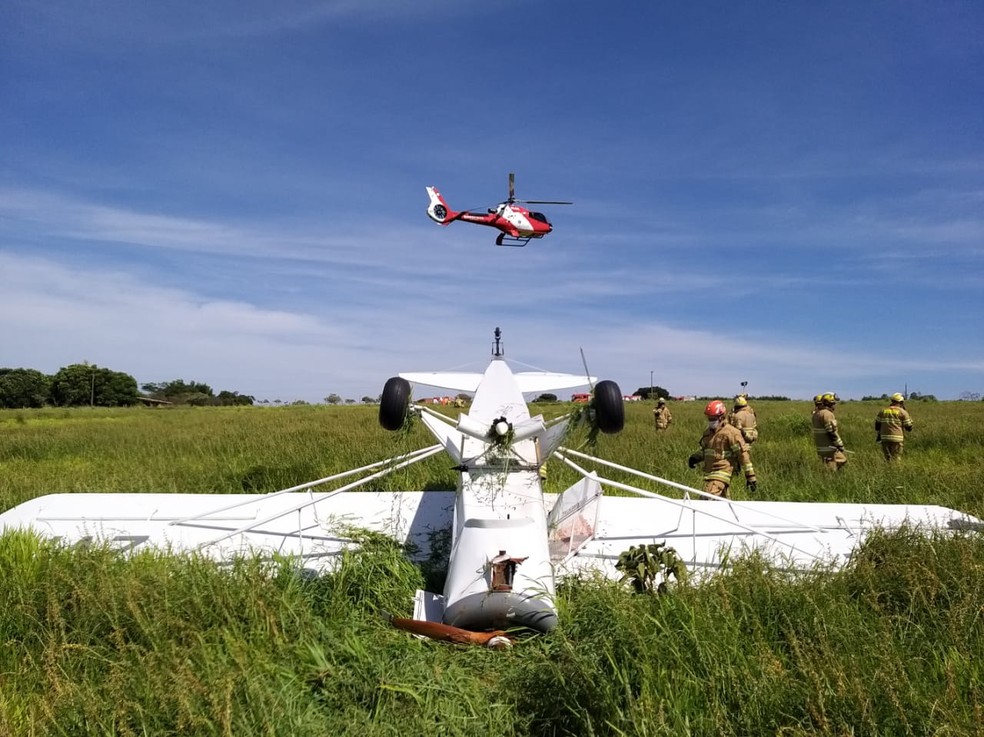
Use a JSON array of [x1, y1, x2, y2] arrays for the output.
[[50, 364, 138, 407], [0, 368, 52, 408], [324, 394, 341, 405], [634, 386, 670, 401], [216, 390, 254, 406], [143, 379, 215, 405], [100, 369, 140, 406]]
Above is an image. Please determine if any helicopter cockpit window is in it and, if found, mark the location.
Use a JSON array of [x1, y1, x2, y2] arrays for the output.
[[529, 211, 550, 224]]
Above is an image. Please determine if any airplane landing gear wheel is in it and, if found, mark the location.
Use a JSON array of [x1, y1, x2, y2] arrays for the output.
[[593, 380, 624, 434], [379, 377, 411, 431]]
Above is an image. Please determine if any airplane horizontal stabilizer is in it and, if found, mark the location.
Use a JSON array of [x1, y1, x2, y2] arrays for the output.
[[401, 370, 594, 395]]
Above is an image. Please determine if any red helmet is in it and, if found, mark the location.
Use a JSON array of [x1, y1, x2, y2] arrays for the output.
[[704, 400, 727, 418]]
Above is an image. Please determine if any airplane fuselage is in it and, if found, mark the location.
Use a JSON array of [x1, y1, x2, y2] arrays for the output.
[[411, 357, 559, 632]]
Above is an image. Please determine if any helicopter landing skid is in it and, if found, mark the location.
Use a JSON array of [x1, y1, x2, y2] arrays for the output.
[[495, 233, 532, 247]]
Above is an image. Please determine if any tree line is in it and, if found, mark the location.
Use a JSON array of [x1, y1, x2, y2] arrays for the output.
[[0, 365, 254, 409]]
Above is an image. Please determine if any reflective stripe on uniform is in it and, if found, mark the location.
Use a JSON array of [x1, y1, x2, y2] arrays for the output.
[[704, 469, 733, 484]]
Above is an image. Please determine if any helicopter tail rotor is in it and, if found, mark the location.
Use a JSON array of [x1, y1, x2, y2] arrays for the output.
[[425, 186, 460, 224]]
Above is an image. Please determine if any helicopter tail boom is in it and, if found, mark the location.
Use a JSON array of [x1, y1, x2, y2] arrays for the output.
[[425, 186, 459, 225]]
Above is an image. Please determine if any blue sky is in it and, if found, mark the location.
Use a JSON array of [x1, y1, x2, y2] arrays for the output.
[[2, 1, 982, 402]]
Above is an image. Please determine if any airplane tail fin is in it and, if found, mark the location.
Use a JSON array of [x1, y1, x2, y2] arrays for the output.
[[425, 186, 459, 224]]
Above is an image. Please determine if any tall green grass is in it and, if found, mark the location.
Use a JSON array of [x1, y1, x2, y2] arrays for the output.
[[1, 402, 982, 735]]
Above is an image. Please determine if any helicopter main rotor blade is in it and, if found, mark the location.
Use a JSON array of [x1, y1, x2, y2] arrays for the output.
[[515, 199, 573, 205], [508, 172, 515, 203], [459, 203, 496, 215]]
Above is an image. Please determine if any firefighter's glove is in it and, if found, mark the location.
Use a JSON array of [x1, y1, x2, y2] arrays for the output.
[[746, 477, 757, 494], [687, 452, 702, 469]]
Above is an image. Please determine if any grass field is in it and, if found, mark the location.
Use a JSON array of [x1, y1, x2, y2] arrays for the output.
[[1, 401, 982, 735]]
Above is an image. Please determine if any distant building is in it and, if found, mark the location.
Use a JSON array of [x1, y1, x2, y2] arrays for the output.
[[135, 396, 173, 407]]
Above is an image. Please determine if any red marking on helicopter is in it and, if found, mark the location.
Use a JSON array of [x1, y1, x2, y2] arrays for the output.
[[426, 172, 572, 247]]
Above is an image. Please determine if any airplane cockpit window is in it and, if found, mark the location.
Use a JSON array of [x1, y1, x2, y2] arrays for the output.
[[529, 211, 550, 224]]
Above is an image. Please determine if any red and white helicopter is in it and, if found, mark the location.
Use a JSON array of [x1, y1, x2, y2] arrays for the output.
[[426, 173, 572, 247], [1, 329, 980, 647]]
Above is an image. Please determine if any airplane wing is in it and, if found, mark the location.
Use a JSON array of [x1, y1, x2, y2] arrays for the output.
[[514, 372, 595, 394], [545, 446, 983, 581], [7, 488, 976, 584], [556, 496, 978, 581], [401, 371, 593, 395], [400, 372, 483, 393], [0, 491, 456, 575]]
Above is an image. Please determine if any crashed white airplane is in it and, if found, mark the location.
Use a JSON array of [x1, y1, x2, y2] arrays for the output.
[[1, 328, 979, 645]]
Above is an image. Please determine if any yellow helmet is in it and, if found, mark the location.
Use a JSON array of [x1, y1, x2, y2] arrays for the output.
[[821, 392, 839, 405], [734, 395, 748, 408], [813, 394, 823, 406], [890, 392, 905, 403]]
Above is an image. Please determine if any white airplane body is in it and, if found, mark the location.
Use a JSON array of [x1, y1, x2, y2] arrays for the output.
[[1, 330, 980, 642]]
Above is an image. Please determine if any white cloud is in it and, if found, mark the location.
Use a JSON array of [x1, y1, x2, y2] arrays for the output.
[[3, 251, 980, 404]]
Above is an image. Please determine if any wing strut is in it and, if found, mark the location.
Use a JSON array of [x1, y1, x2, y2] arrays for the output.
[[169, 445, 444, 527], [554, 449, 826, 563], [186, 444, 446, 550], [558, 447, 826, 534]]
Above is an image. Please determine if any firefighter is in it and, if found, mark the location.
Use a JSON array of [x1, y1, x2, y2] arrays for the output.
[[812, 392, 847, 470], [729, 395, 758, 444], [652, 397, 672, 431], [875, 392, 914, 461], [687, 400, 757, 498]]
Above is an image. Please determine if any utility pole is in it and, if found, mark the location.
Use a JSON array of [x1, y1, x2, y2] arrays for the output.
[[90, 370, 95, 407], [650, 370, 654, 400]]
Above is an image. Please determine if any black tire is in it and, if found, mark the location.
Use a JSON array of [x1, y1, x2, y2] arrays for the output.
[[593, 380, 624, 434], [379, 377, 411, 431]]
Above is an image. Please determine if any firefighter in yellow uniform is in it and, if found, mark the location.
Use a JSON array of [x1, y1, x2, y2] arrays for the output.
[[652, 397, 672, 430], [875, 392, 913, 461], [729, 395, 758, 444], [688, 400, 757, 498], [812, 392, 847, 470]]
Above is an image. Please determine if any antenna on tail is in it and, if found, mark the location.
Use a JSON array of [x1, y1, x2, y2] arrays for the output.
[[580, 347, 595, 390]]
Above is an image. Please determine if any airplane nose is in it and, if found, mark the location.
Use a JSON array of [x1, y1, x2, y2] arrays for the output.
[[444, 591, 558, 633]]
